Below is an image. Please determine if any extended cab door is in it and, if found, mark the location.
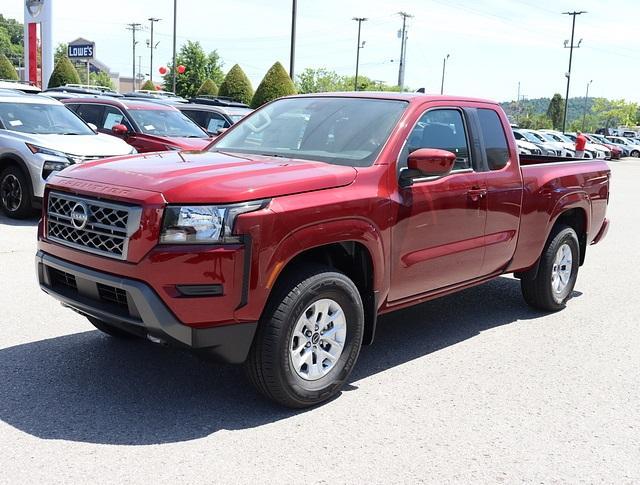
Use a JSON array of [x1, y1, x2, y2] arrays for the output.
[[474, 107, 523, 275], [388, 107, 487, 302]]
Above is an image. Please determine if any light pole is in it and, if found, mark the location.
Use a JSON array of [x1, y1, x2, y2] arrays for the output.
[[440, 54, 450, 95], [561, 11, 586, 133], [148, 18, 160, 83], [582, 79, 593, 131], [353, 17, 367, 91], [172, 0, 177, 93], [289, 0, 297, 80]]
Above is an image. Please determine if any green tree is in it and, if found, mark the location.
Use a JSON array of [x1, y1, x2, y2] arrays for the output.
[[0, 15, 23, 60], [140, 79, 156, 91], [519, 113, 552, 130], [54, 43, 68, 64], [0, 52, 18, 80], [90, 71, 115, 90], [196, 78, 218, 96], [546, 93, 565, 130], [162, 41, 224, 98], [218, 64, 253, 104], [251, 62, 296, 108], [47, 55, 80, 88], [296, 68, 343, 93]]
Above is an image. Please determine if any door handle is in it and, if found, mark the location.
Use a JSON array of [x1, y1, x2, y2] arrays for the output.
[[467, 188, 487, 202]]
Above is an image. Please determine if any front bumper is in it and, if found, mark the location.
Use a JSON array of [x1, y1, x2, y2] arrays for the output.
[[36, 251, 257, 363]]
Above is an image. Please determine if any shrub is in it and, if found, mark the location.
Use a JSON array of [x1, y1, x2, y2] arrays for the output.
[[48, 56, 80, 88], [196, 78, 218, 96], [0, 53, 18, 80], [218, 64, 253, 105], [140, 79, 156, 91], [251, 62, 296, 108]]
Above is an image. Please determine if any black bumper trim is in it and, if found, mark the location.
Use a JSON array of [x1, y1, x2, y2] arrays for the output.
[[36, 251, 257, 363]]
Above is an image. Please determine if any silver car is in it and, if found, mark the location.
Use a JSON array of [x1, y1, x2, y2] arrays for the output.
[[0, 92, 135, 218]]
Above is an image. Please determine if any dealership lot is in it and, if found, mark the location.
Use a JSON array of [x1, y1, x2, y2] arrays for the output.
[[0, 160, 638, 483]]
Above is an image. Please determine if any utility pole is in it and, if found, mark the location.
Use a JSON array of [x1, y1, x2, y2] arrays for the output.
[[397, 12, 413, 91], [126, 23, 142, 91], [289, 0, 297, 80], [561, 11, 586, 134], [582, 79, 593, 131], [353, 17, 367, 91], [172, 0, 178, 93], [148, 18, 161, 83], [138, 55, 142, 86], [440, 54, 450, 95], [516, 81, 521, 125]]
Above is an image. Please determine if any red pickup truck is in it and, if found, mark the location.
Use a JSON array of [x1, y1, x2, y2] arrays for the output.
[[36, 93, 610, 408]]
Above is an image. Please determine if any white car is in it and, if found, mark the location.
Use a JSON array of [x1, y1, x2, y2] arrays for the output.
[[0, 92, 135, 218], [531, 131, 575, 157], [540, 130, 602, 159], [565, 132, 610, 160], [516, 139, 542, 155], [513, 129, 559, 156]]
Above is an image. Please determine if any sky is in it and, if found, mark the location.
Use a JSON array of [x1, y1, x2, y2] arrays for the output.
[[3, 0, 639, 102]]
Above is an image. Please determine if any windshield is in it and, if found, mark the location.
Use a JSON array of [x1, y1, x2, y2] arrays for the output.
[[539, 133, 557, 142], [0, 102, 94, 135], [211, 97, 407, 167], [128, 108, 207, 138], [522, 131, 543, 144]]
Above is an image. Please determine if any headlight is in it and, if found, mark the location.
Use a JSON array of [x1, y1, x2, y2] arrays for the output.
[[26, 143, 67, 158], [42, 160, 71, 179], [160, 201, 268, 244], [129, 147, 138, 154]]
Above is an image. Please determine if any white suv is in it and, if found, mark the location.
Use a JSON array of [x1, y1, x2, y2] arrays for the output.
[[0, 91, 135, 218]]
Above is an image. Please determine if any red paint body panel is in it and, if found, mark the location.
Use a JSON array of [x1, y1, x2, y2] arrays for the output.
[[38, 94, 610, 337], [28, 23, 38, 86]]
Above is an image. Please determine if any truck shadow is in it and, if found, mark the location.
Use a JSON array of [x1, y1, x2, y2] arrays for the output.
[[0, 276, 569, 445], [0, 213, 40, 227]]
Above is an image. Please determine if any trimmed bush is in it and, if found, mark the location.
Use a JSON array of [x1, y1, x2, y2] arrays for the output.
[[196, 78, 219, 96], [251, 62, 296, 109], [48, 56, 80, 88], [218, 64, 253, 105], [140, 79, 156, 91], [0, 53, 18, 80]]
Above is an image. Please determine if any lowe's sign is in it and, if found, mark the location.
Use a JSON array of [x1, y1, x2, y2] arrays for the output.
[[68, 44, 94, 59]]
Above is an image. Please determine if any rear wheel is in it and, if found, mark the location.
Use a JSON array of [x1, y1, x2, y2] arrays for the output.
[[245, 265, 364, 408], [87, 317, 141, 339], [521, 225, 580, 311], [0, 166, 33, 219], [631, 150, 640, 158]]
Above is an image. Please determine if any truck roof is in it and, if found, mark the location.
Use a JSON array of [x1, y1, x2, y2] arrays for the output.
[[290, 91, 500, 106]]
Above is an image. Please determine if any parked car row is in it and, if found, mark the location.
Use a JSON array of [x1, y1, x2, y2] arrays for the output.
[[0, 84, 253, 217]]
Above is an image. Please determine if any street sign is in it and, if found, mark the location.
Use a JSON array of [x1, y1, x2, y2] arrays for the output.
[[68, 44, 94, 59]]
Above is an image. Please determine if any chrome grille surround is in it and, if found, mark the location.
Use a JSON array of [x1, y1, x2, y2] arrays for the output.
[[47, 191, 142, 260]]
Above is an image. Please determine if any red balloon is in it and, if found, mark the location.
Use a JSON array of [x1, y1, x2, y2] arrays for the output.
[[177, 65, 186, 74], [158, 66, 168, 75], [155, 84, 161, 90]]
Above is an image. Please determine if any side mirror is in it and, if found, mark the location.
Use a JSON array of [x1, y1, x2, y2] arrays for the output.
[[111, 124, 129, 137], [406, 148, 456, 178], [215, 127, 228, 136], [87, 122, 98, 132]]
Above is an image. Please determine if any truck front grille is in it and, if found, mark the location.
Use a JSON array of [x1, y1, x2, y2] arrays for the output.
[[47, 192, 142, 260]]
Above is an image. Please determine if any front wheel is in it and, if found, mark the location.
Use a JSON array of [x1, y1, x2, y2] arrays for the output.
[[631, 150, 640, 158], [245, 266, 364, 408], [0, 166, 33, 219], [521, 225, 580, 311]]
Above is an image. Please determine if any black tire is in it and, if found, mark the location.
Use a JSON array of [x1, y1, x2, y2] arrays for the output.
[[0, 166, 33, 219], [87, 317, 141, 339], [631, 150, 640, 158], [521, 225, 580, 312], [244, 265, 364, 408]]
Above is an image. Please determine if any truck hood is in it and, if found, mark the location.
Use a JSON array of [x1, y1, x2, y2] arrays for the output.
[[55, 150, 358, 203], [3, 131, 133, 156], [134, 133, 213, 150]]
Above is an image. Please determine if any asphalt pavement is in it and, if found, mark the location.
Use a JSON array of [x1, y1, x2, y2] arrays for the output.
[[0, 159, 638, 484]]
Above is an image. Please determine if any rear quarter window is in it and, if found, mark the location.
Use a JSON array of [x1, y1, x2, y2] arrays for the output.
[[478, 109, 510, 170]]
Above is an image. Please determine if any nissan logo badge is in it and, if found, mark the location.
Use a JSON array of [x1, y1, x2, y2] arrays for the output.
[[70, 202, 89, 230]]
